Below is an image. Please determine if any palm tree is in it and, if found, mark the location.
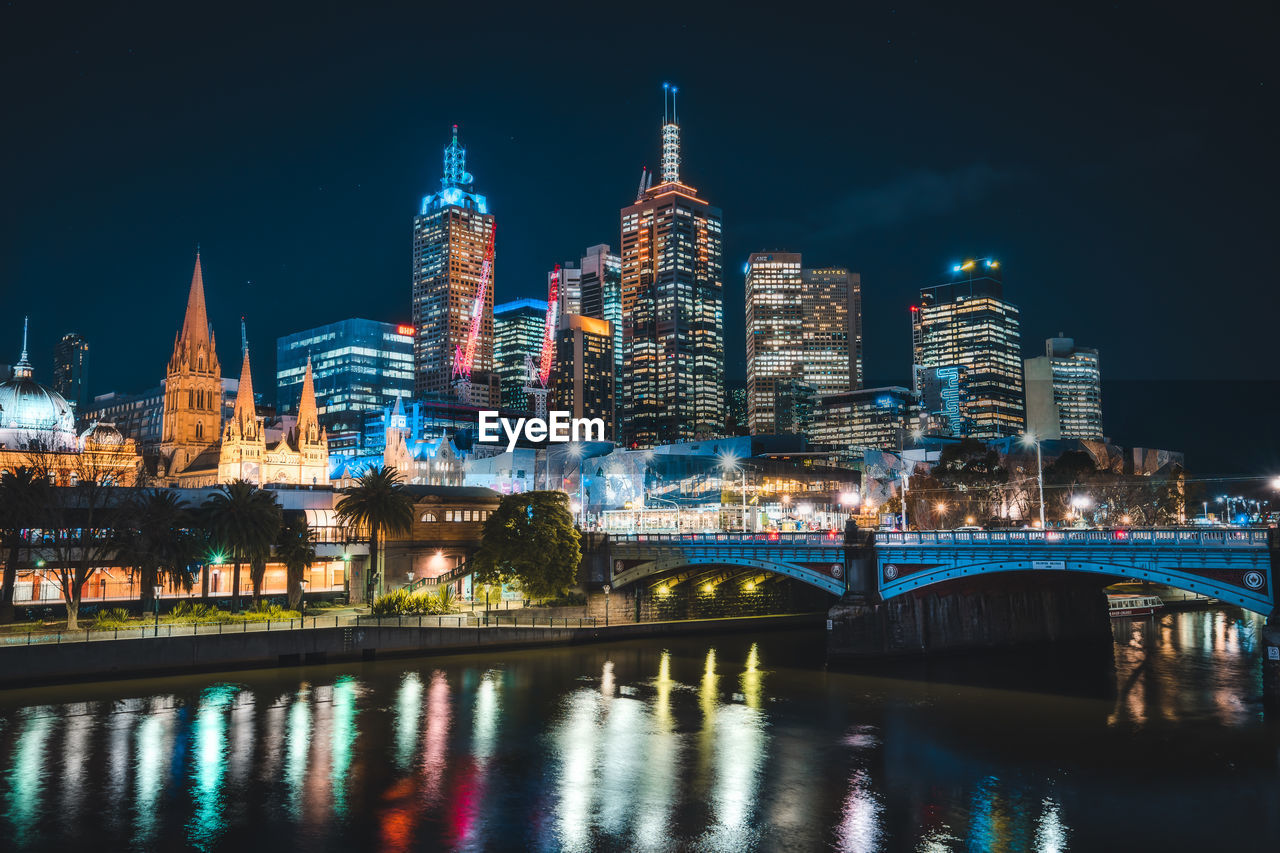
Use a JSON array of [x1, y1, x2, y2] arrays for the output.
[[115, 489, 191, 613], [203, 481, 282, 612], [276, 514, 316, 611], [336, 466, 414, 603], [0, 467, 49, 622]]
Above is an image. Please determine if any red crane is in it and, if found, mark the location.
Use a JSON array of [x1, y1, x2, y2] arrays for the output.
[[537, 265, 560, 386], [452, 224, 497, 380]]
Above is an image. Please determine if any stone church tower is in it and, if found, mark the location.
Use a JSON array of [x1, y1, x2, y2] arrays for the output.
[[217, 347, 264, 483], [160, 254, 222, 474]]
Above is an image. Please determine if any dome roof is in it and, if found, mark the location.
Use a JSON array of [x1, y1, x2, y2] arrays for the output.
[[0, 376, 77, 450], [80, 421, 124, 446]]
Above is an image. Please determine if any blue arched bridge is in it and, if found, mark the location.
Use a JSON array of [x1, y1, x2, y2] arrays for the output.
[[608, 528, 1277, 614]]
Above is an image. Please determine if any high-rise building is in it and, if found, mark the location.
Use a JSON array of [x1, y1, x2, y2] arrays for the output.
[[912, 259, 1024, 440], [744, 253, 861, 435], [493, 298, 548, 410], [619, 85, 724, 447], [724, 378, 749, 436], [160, 254, 223, 474], [52, 333, 89, 412], [412, 125, 499, 407], [551, 315, 614, 436], [276, 319, 413, 433], [813, 386, 920, 451], [580, 244, 623, 401], [1024, 335, 1103, 440], [553, 263, 582, 320]]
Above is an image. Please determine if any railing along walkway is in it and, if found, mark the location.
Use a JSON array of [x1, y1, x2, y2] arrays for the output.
[[0, 613, 358, 647]]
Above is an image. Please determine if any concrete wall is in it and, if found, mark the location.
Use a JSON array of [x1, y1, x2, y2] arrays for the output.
[[0, 613, 823, 688]]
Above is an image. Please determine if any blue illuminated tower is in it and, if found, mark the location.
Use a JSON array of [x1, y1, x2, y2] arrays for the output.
[[411, 126, 499, 405]]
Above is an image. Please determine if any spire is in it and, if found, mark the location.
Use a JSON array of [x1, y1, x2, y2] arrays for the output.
[[232, 346, 255, 424], [180, 253, 211, 347], [297, 356, 318, 435], [13, 316, 32, 379], [442, 123, 475, 190], [661, 83, 681, 184]]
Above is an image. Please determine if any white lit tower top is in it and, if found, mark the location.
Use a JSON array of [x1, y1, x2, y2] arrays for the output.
[[661, 82, 681, 184]]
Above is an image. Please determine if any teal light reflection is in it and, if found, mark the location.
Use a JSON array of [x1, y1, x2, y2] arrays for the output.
[[394, 672, 423, 772], [134, 710, 171, 844], [330, 676, 358, 818], [186, 684, 237, 850], [284, 686, 311, 819], [5, 709, 54, 848]]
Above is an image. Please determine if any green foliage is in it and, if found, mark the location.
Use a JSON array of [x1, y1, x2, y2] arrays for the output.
[[166, 601, 233, 623], [238, 601, 301, 622], [472, 491, 581, 601], [370, 586, 457, 616], [202, 480, 283, 609], [92, 607, 133, 629], [276, 514, 317, 611], [336, 466, 415, 599]]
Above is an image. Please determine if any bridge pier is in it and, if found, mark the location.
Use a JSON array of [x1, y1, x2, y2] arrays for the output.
[[826, 574, 1113, 660]]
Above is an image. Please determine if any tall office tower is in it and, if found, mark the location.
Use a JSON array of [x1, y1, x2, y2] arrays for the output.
[[411, 125, 499, 406], [276, 319, 414, 433], [493, 298, 548, 410], [724, 379, 749, 435], [160, 254, 223, 474], [553, 263, 582, 319], [551, 315, 615, 437], [912, 258, 1024, 440], [1024, 335, 1103, 440], [52, 332, 90, 411], [744, 253, 861, 435], [580, 244, 623, 407], [619, 84, 724, 447]]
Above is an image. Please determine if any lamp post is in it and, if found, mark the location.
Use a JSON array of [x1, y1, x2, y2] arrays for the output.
[[483, 582, 491, 626], [719, 453, 748, 533], [900, 470, 909, 531], [603, 583, 611, 627], [1022, 432, 1046, 531], [153, 585, 162, 636]]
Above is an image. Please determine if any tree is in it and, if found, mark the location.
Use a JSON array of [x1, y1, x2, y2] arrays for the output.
[[203, 481, 282, 612], [934, 439, 1008, 523], [0, 467, 49, 622], [335, 466, 414, 603], [114, 489, 193, 613], [276, 514, 316, 611], [473, 491, 581, 600]]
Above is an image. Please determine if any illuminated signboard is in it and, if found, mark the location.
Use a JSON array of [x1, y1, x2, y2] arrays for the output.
[[397, 325, 414, 336]]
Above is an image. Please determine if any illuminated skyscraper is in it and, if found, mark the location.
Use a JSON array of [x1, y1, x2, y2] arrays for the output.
[[493, 298, 548, 410], [620, 84, 724, 447], [552, 315, 614, 436], [912, 259, 1024, 439], [52, 332, 90, 412], [1024, 335, 1103, 440], [275, 319, 414, 432], [744, 253, 861, 435], [411, 125, 499, 406], [579, 243, 623, 405]]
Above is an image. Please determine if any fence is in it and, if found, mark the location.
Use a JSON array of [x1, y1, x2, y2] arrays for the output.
[[355, 614, 601, 629]]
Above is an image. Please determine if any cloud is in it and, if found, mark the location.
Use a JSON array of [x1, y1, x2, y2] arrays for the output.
[[824, 164, 1027, 236]]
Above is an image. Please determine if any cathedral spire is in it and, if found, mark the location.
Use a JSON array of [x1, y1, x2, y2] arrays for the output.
[[180, 253, 211, 348], [232, 346, 255, 426], [13, 316, 32, 380], [297, 356, 318, 435]]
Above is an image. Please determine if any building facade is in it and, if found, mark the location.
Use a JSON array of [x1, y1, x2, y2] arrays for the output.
[[744, 253, 861, 435], [412, 126, 499, 406], [52, 333, 89, 412], [580, 244, 623, 396], [813, 386, 919, 452], [493, 298, 548, 411], [276, 318, 413, 433], [619, 87, 724, 447], [551, 314, 614, 436], [1024, 335, 1103, 440], [912, 259, 1024, 440]]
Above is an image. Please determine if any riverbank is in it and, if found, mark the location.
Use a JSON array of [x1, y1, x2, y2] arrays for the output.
[[0, 612, 825, 688]]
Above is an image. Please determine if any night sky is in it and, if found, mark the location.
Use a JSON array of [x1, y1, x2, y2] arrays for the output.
[[3, 1, 1277, 478]]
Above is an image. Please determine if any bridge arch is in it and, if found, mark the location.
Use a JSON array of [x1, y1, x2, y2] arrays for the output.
[[611, 554, 846, 597], [878, 556, 1273, 614]]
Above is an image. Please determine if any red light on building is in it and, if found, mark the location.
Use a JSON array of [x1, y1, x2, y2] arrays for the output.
[[397, 325, 414, 336], [909, 305, 919, 312]]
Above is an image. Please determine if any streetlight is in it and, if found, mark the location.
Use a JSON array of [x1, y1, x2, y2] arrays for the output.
[[153, 585, 162, 636], [1271, 477, 1280, 491], [839, 491, 860, 519], [648, 494, 680, 533], [1021, 432, 1046, 531], [483, 582, 491, 625], [719, 452, 748, 533], [1070, 494, 1093, 523], [603, 583, 611, 626]]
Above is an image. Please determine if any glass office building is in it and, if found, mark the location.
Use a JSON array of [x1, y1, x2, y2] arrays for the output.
[[276, 318, 413, 432], [493, 298, 547, 411]]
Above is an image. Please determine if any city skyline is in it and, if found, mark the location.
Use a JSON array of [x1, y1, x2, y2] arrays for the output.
[[4, 2, 1277, 475]]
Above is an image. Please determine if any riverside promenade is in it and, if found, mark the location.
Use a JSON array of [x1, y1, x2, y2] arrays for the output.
[[0, 611, 824, 688]]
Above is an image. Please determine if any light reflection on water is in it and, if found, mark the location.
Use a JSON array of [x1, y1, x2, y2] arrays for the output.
[[0, 606, 1277, 851]]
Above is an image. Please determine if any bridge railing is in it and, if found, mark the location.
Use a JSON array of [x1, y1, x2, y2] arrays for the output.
[[612, 531, 843, 546], [877, 528, 1272, 547]]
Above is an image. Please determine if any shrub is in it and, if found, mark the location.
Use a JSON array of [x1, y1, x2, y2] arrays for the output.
[[166, 601, 234, 624], [370, 587, 457, 617], [92, 608, 133, 629], [239, 601, 301, 622]]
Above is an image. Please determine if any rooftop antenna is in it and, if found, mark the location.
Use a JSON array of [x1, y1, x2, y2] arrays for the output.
[[660, 82, 681, 184], [636, 165, 649, 202]]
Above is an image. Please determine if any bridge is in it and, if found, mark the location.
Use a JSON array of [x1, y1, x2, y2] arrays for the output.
[[608, 528, 1277, 614]]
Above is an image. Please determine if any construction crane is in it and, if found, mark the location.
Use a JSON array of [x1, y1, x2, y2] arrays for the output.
[[537, 264, 560, 386], [451, 223, 497, 380]]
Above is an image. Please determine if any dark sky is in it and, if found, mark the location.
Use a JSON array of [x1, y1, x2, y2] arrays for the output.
[[3, 1, 1277, 477]]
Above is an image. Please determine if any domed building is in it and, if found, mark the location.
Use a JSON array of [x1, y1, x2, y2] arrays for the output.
[[0, 318, 140, 485]]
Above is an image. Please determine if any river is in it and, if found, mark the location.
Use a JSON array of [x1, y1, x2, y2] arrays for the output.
[[0, 606, 1277, 851]]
